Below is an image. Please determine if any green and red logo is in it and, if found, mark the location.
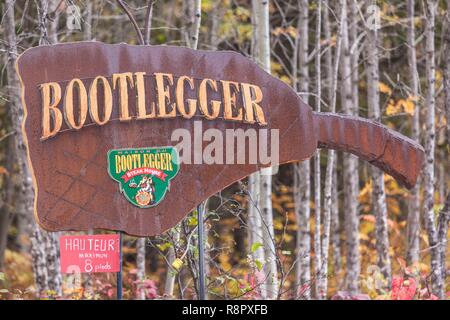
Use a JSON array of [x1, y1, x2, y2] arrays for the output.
[[107, 147, 180, 208]]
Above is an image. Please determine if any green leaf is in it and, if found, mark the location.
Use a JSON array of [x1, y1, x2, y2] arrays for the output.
[[255, 259, 263, 271], [251, 242, 263, 253], [0, 289, 8, 293], [0, 272, 5, 281], [156, 242, 172, 251], [187, 215, 198, 227]]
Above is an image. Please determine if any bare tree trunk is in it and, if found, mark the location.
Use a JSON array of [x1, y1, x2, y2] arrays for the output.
[[30, 229, 49, 294], [135, 0, 157, 299], [164, 1, 202, 298], [81, 5, 96, 297], [438, 1, 450, 292], [437, 194, 449, 288], [294, 0, 311, 299], [210, 1, 225, 48], [47, 0, 60, 44], [136, 238, 146, 299], [44, 233, 61, 295], [83, 1, 93, 41], [144, 0, 155, 45], [252, 0, 278, 300], [247, 173, 265, 292], [349, 0, 359, 114], [164, 230, 179, 297], [4, 0, 51, 296], [330, 163, 341, 273], [446, 0, 450, 149], [365, 17, 392, 286], [186, 0, 202, 48], [0, 201, 13, 265], [406, 0, 421, 266], [319, 0, 343, 298], [0, 19, 18, 268], [34, 0, 63, 296], [0, 208, 8, 270], [248, 6, 264, 272], [3, 0, 33, 256], [312, 0, 322, 300], [203, 205, 211, 300], [340, 0, 360, 294], [423, 0, 443, 298]]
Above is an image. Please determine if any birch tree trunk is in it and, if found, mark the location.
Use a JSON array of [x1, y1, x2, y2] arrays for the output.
[[312, 0, 322, 300], [186, 0, 202, 48], [3, 0, 34, 255], [365, 18, 392, 286], [437, 2, 450, 294], [136, 238, 146, 299], [34, 0, 62, 296], [135, 0, 158, 299], [210, 1, 225, 48], [164, 0, 202, 298], [82, 5, 95, 296], [144, 0, 155, 45], [252, 0, 278, 299], [4, 0, 54, 296], [83, 1, 93, 41], [349, 0, 359, 114], [319, 0, 343, 298], [164, 230, 179, 297], [330, 163, 341, 273], [248, 2, 264, 272], [0, 2, 17, 269], [294, 0, 311, 299], [422, 0, 443, 298], [340, 0, 360, 294], [437, 194, 449, 292], [0, 193, 11, 269], [446, 0, 450, 149], [406, 0, 421, 265]]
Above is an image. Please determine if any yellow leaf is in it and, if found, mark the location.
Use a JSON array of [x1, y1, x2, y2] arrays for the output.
[[172, 258, 184, 271], [280, 75, 292, 85], [403, 98, 415, 116], [273, 220, 284, 230], [0, 166, 8, 176], [435, 70, 442, 84], [358, 181, 372, 202], [378, 82, 392, 95], [386, 101, 400, 116], [287, 26, 298, 38], [218, 253, 232, 270], [395, 98, 415, 116]]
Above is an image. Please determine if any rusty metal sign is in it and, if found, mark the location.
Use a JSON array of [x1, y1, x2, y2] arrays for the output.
[[16, 42, 424, 236]]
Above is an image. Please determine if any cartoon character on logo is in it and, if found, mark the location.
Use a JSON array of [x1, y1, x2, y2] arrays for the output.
[[107, 147, 180, 209], [129, 175, 155, 206]]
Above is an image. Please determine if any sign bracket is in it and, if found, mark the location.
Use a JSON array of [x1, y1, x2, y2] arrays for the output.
[[117, 231, 123, 300], [197, 203, 206, 300]]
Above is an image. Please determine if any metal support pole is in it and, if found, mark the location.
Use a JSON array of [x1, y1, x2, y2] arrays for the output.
[[117, 231, 123, 300], [197, 203, 206, 300]]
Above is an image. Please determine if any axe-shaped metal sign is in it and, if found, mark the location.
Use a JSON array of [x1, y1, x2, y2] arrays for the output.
[[16, 42, 424, 236]]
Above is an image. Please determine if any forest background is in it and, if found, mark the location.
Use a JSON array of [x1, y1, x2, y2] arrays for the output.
[[0, 0, 449, 300]]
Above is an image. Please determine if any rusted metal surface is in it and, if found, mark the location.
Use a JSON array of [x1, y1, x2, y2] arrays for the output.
[[16, 42, 424, 236], [314, 112, 424, 189]]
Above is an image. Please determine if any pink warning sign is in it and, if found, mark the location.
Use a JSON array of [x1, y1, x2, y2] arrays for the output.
[[60, 234, 120, 273]]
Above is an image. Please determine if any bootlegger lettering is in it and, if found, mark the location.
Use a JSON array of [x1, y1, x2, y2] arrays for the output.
[[39, 72, 267, 140]]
